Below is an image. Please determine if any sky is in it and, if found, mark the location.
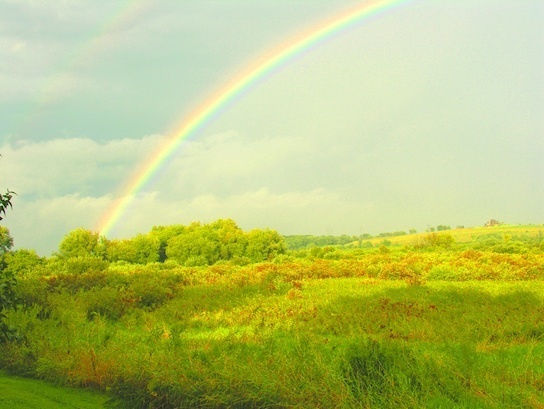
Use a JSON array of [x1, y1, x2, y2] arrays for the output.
[[1, 0, 543, 256]]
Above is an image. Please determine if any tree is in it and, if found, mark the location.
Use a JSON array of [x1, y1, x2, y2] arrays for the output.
[[0, 226, 13, 256], [0, 173, 17, 342], [106, 234, 160, 264], [210, 219, 247, 261], [150, 224, 187, 262], [57, 228, 104, 259], [2, 249, 43, 275], [0, 227, 14, 275], [166, 222, 220, 266], [418, 233, 454, 249], [245, 228, 286, 262]]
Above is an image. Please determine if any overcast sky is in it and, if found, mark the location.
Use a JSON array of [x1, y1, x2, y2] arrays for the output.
[[1, 0, 543, 255]]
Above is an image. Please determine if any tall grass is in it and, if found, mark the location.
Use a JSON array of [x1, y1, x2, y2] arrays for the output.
[[0, 370, 107, 408], [2, 265, 544, 408], [1, 239, 544, 407]]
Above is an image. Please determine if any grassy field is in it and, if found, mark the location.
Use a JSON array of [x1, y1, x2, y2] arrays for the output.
[[0, 370, 107, 408], [1, 227, 543, 407], [363, 224, 544, 247]]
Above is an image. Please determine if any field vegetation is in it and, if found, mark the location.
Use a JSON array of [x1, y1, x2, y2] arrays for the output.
[[1, 220, 543, 408], [0, 370, 107, 408]]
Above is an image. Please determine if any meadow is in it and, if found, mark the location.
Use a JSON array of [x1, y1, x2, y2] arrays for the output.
[[1, 224, 543, 408], [0, 370, 107, 408]]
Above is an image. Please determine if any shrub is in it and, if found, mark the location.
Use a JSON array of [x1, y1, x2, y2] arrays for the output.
[[52, 256, 109, 276], [415, 233, 454, 249], [0, 269, 19, 342], [83, 287, 127, 321]]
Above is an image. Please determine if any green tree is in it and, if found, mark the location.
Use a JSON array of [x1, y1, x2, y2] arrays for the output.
[[106, 234, 160, 264], [166, 222, 220, 266], [0, 178, 17, 342], [245, 228, 286, 262], [419, 233, 454, 249], [105, 239, 132, 263], [150, 224, 187, 262], [2, 249, 43, 275], [0, 226, 13, 256], [210, 219, 248, 261], [57, 228, 104, 259]]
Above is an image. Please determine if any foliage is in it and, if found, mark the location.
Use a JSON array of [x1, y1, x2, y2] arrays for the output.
[[162, 219, 285, 266], [0, 269, 18, 343], [2, 269, 544, 407], [2, 220, 544, 406], [2, 249, 43, 276], [284, 234, 359, 250], [57, 228, 105, 259], [0, 189, 15, 221], [149, 224, 187, 262], [0, 370, 108, 408], [0, 178, 17, 343], [106, 234, 160, 264], [0, 227, 13, 257], [245, 228, 286, 262], [166, 222, 221, 266], [414, 232, 454, 249], [50, 256, 109, 276], [378, 230, 407, 238]]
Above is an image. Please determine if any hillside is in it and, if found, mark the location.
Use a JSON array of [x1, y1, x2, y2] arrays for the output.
[[359, 224, 544, 247], [1, 221, 543, 407]]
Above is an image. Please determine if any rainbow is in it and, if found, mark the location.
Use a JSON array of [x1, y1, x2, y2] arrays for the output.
[[96, 0, 413, 237]]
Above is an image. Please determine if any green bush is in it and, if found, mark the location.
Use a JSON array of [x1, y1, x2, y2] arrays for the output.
[[53, 256, 109, 276], [130, 273, 174, 310], [83, 287, 127, 321], [0, 269, 19, 342]]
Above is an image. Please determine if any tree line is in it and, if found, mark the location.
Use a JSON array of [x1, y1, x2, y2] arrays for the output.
[[56, 219, 286, 266]]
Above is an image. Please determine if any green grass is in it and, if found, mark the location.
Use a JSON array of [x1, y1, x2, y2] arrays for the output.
[[4, 276, 544, 408], [363, 224, 544, 246], [0, 370, 107, 408], [2, 240, 544, 408]]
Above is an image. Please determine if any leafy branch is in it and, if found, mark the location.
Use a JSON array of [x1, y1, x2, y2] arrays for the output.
[[0, 190, 16, 221]]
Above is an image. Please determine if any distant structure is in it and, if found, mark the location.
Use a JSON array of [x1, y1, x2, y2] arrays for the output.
[[484, 219, 500, 227]]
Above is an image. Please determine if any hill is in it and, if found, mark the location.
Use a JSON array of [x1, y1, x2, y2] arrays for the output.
[[358, 224, 544, 248]]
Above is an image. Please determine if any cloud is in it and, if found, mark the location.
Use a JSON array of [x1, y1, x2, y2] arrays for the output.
[[3, 119, 543, 256], [1, 132, 372, 254], [1, 1, 542, 257], [100, 186, 372, 241], [4, 193, 111, 256], [1, 135, 163, 198]]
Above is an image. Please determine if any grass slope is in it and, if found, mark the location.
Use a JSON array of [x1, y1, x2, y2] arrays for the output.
[[2, 230, 544, 407], [0, 370, 107, 409], [4, 276, 544, 407], [363, 224, 544, 247]]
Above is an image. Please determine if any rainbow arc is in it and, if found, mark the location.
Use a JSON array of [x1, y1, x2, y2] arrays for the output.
[[96, 0, 414, 237]]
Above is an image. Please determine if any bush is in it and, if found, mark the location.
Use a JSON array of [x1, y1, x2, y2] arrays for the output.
[[0, 269, 19, 342], [52, 256, 109, 276], [130, 273, 174, 309], [83, 287, 127, 321], [415, 233, 454, 249]]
